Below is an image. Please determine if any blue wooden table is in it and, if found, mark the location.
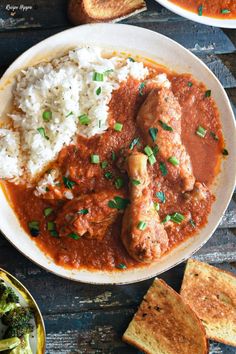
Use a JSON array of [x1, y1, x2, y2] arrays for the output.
[[0, 1, 235, 353]]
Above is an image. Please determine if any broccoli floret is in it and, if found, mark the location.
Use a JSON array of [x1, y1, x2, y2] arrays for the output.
[[0, 285, 19, 318], [7, 334, 33, 354], [4, 322, 33, 340], [2, 308, 32, 327]]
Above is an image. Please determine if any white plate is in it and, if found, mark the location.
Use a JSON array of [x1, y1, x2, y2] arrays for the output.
[[0, 24, 235, 284], [155, 0, 236, 28]]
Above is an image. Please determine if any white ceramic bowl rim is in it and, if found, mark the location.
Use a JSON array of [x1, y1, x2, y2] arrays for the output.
[[0, 23, 235, 284]]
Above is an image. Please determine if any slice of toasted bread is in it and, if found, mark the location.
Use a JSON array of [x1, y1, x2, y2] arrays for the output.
[[68, 0, 147, 25], [180, 259, 236, 347], [123, 278, 208, 354]]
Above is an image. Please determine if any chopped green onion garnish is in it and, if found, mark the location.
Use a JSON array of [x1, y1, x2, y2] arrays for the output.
[[104, 69, 114, 76], [91, 154, 100, 164], [79, 114, 91, 125], [96, 87, 101, 95], [66, 111, 73, 117], [168, 156, 179, 166], [156, 191, 165, 203], [42, 110, 52, 122], [77, 209, 89, 215], [221, 8, 230, 14], [131, 179, 141, 186], [154, 202, 160, 211], [108, 196, 130, 210], [160, 162, 168, 176], [189, 219, 196, 228], [196, 125, 207, 138], [139, 82, 146, 96], [115, 177, 124, 190], [198, 4, 203, 16], [114, 122, 123, 132], [162, 215, 171, 223], [128, 57, 135, 62], [153, 145, 159, 156], [111, 151, 116, 161], [104, 171, 113, 180], [50, 230, 59, 238], [101, 161, 108, 169], [205, 90, 211, 97], [47, 221, 56, 231], [159, 120, 173, 131], [98, 120, 102, 128], [129, 137, 140, 150], [44, 207, 53, 217], [67, 233, 80, 240], [144, 145, 153, 157], [137, 221, 147, 230], [63, 176, 76, 189], [171, 212, 185, 224], [222, 148, 229, 156], [148, 154, 156, 165], [210, 132, 219, 141], [28, 220, 40, 236], [116, 263, 127, 269], [37, 127, 49, 140], [188, 82, 193, 87], [93, 72, 104, 81], [149, 127, 158, 142]]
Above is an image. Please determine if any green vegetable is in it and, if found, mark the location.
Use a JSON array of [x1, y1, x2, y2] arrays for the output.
[[144, 145, 153, 157], [0, 337, 21, 351], [162, 215, 171, 223], [131, 179, 141, 186], [153, 202, 160, 211], [128, 57, 135, 62], [96, 87, 101, 95], [104, 171, 113, 180], [8, 333, 33, 353], [42, 110, 52, 122], [171, 212, 185, 224], [149, 127, 158, 142], [43, 207, 53, 217], [104, 69, 114, 76], [116, 263, 127, 269], [66, 111, 73, 117], [189, 219, 196, 228], [138, 82, 146, 96], [93, 72, 104, 81], [108, 196, 130, 210], [198, 4, 203, 16], [159, 120, 173, 131], [101, 161, 108, 169], [47, 221, 56, 231], [63, 176, 76, 189], [90, 154, 100, 164], [111, 151, 116, 161], [205, 90, 211, 97], [159, 162, 168, 176], [221, 8, 230, 14], [187, 82, 193, 87], [153, 145, 159, 156], [37, 127, 49, 140], [129, 137, 139, 150], [148, 154, 156, 165], [114, 122, 123, 132], [196, 125, 207, 138], [79, 114, 91, 125], [137, 221, 147, 230], [67, 233, 80, 240], [222, 148, 229, 156], [77, 209, 89, 215], [156, 191, 165, 203], [168, 156, 179, 166], [50, 230, 59, 238], [28, 221, 40, 237], [210, 132, 219, 141], [115, 177, 124, 190], [0, 283, 19, 318]]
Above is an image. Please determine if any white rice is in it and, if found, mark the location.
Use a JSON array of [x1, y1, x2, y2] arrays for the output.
[[0, 129, 22, 179]]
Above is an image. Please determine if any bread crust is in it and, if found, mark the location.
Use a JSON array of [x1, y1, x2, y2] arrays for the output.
[[68, 0, 147, 24]]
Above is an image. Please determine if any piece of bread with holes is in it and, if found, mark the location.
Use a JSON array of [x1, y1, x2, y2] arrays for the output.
[[123, 278, 208, 354], [68, 0, 147, 24], [180, 258, 236, 347]]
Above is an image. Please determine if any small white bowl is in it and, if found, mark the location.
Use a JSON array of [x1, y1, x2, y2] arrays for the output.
[[0, 23, 235, 284], [155, 0, 236, 28]]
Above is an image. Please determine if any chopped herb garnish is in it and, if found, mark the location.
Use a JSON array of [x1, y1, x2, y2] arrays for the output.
[[108, 196, 130, 210], [104, 69, 114, 76], [42, 110, 52, 122], [221, 8, 230, 14], [148, 154, 156, 165], [162, 215, 171, 223], [44, 207, 53, 217], [188, 81, 193, 87], [210, 132, 219, 141], [144, 145, 153, 157], [116, 263, 127, 269], [77, 209, 89, 215], [66, 111, 73, 117], [101, 161, 108, 169], [131, 179, 141, 186], [137, 221, 147, 231], [128, 57, 135, 62], [205, 90, 211, 97], [63, 176, 76, 189], [159, 120, 173, 132], [79, 114, 91, 125], [37, 127, 49, 140], [28, 221, 40, 237], [67, 233, 80, 240], [50, 230, 59, 238], [96, 87, 102, 95], [111, 151, 116, 161], [222, 148, 229, 156], [189, 219, 196, 228], [160, 162, 168, 176], [139, 82, 146, 96], [198, 4, 203, 16], [114, 122, 123, 132], [91, 154, 100, 164], [93, 72, 104, 81], [156, 191, 166, 203], [129, 137, 140, 150], [196, 125, 207, 138], [168, 156, 179, 166], [115, 177, 124, 190], [153, 145, 159, 156], [149, 127, 158, 142], [47, 221, 56, 231], [154, 202, 160, 212], [104, 171, 113, 180], [171, 212, 185, 224]]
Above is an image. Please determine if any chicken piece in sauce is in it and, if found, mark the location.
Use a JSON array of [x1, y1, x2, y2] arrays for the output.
[[137, 87, 195, 192], [121, 152, 169, 263], [56, 190, 124, 240]]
